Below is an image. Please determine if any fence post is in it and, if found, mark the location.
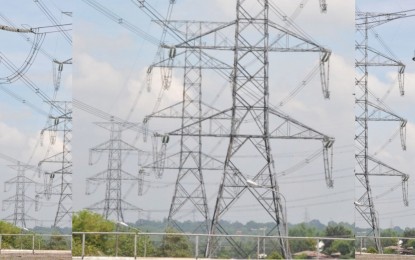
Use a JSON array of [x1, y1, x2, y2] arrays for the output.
[[144, 236, 147, 257], [115, 232, 119, 257], [32, 234, 35, 254], [257, 236, 260, 259], [195, 235, 199, 258], [360, 237, 362, 255], [82, 233, 85, 259], [0, 234, 2, 254], [316, 238, 320, 259], [134, 233, 137, 259]]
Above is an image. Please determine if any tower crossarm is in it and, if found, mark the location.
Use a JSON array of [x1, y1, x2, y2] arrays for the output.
[[90, 139, 139, 152], [165, 20, 331, 54], [356, 101, 406, 122], [148, 49, 232, 70], [144, 101, 232, 122], [356, 156, 409, 206], [267, 22, 330, 53], [2, 194, 37, 204], [73, 99, 147, 133], [87, 169, 139, 181], [87, 199, 143, 212], [38, 152, 64, 166], [268, 108, 333, 141], [4, 176, 38, 186], [141, 151, 224, 171], [356, 12, 407, 29], [166, 107, 333, 141], [85, 170, 108, 182], [358, 156, 408, 177], [356, 46, 405, 67], [0, 153, 42, 175], [159, 20, 236, 50]]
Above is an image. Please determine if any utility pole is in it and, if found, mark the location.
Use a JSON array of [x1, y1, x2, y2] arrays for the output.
[[355, 10, 410, 253]]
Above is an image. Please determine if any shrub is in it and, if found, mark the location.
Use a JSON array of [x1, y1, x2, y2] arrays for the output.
[[266, 251, 283, 259], [367, 247, 377, 253], [383, 248, 396, 254]]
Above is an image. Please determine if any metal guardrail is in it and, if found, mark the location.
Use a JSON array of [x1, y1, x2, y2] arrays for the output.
[[356, 235, 415, 255], [72, 231, 355, 259], [2, 232, 413, 258], [0, 233, 72, 255]]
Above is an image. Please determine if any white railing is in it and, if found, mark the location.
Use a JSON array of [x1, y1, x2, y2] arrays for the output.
[[72, 231, 355, 259], [0, 233, 72, 255]]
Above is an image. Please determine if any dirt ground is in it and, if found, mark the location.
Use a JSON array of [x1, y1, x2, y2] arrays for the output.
[[0, 250, 71, 259], [356, 254, 415, 260]]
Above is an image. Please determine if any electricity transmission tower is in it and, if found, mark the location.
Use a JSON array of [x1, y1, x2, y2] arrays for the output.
[[140, 0, 333, 258], [86, 120, 142, 222], [143, 22, 233, 234], [39, 101, 72, 228], [2, 162, 39, 228], [354, 10, 410, 253]]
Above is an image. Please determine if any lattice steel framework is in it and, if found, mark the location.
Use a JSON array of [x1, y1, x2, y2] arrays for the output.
[[355, 11, 409, 253], [39, 101, 72, 228], [134, 0, 334, 257], [86, 121, 142, 222], [2, 163, 38, 228], [143, 20, 235, 234], [140, 1, 334, 258]]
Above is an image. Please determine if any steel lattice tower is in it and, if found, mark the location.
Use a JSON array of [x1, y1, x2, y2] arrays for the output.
[[143, 21, 234, 234], [166, 29, 209, 233], [2, 162, 38, 228], [39, 101, 72, 228], [355, 10, 409, 253], [141, 0, 334, 258], [139, 0, 334, 257], [87, 121, 142, 222]]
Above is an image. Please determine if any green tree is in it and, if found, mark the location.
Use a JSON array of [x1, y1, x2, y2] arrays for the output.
[[367, 247, 377, 253], [72, 210, 154, 257], [380, 228, 399, 247], [266, 251, 283, 259], [323, 224, 352, 249], [330, 240, 353, 256], [156, 227, 193, 257], [47, 233, 70, 250], [72, 210, 115, 256], [403, 228, 415, 248], [288, 223, 319, 253], [0, 221, 34, 249]]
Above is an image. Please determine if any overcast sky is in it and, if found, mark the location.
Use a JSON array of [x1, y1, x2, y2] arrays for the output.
[[0, 0, 414, 231]]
